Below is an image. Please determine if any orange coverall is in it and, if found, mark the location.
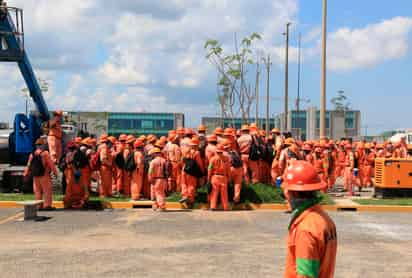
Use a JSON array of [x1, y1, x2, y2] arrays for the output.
[[98, 143, 113, 198], [237, 134, 253, 184], [47, 116, 63, 164], [63, 151, 89, 209], [164, 142, 182, 192], [24, 150, 58, 208], [181, 149, 204, 203], [131, 149, 144, 200], [208, 153, 231, 210], [285, 205, 337, 278], [148, 156, 168, 209], [343, 151, 354, 194], [227, 150, 243, 203]]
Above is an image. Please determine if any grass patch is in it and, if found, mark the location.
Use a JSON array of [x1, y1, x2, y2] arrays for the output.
[[0, 185, 333, 205], [353, 198, 412, 206]]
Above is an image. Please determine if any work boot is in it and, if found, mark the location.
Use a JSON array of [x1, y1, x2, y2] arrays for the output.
[[179, 197, 188, 203]]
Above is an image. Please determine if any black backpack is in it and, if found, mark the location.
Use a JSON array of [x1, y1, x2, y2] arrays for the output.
[[73, 150, 89, 169], [183, 157, 203, 178], [143, 154, 154, 174], [229, 151, 243, 168], [30, 152, 45, 177], [249, 136, 262, 161], [163, 160, 172, 178], [124, 152, 137, 172], [114, 152, 125, 169], [265, 143, 274, 164]]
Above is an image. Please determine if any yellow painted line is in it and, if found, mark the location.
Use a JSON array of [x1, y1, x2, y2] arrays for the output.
[[0, 211, 24, 225], [1, 201, 412, 212]]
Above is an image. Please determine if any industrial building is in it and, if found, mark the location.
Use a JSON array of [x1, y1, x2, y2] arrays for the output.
[[274, 107, 361, 140], [201, 117, 276, 133], [62, 112, 185, 138]]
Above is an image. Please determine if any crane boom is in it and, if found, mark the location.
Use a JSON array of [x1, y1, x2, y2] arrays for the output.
[[0, 1, 49, 121]]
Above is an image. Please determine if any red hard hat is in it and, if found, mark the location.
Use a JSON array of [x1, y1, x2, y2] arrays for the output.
[[134, 140, 144, 148], [282, 160, 326, 191]]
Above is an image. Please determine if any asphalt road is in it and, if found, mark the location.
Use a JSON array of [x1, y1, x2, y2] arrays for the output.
[[0, 209, 411, 278]]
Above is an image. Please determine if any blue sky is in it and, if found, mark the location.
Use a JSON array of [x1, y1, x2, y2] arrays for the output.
[[1, 0, 411, 135]]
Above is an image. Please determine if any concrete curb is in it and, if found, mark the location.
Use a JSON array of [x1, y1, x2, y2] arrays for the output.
[[1, 201, 412, 212]]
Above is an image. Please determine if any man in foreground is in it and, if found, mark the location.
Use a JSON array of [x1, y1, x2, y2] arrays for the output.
[[282, 160, 337, 278]]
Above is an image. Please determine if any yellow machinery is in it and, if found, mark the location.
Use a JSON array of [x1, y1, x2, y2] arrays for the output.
[[374, 158, 412, 198]]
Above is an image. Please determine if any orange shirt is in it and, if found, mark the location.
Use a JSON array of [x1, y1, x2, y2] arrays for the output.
[[285, 205, 337, 278], [98, 144, 113, 167], [237, 134, 252, 154], [148, 156, 167, 179], [208, 154, 230, 177], [24, 149, 58, 177], [48, 118, 62, 139]]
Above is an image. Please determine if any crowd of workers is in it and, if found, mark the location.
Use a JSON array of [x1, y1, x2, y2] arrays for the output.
[[24, 111, 410, 211]]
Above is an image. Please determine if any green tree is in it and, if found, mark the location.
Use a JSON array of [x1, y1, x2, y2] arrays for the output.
[[205, 33, 261, 123]]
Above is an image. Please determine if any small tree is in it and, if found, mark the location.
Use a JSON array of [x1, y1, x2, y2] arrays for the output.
[[331, 90, 351, 112], [205, 33, 261, 123]]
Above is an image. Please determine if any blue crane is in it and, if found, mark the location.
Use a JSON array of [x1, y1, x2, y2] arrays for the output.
[[0, 1, 50, 165]]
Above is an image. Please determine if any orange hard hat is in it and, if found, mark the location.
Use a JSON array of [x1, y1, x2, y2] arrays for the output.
[[99, 134, 109, 143], [364, 143, 372, 149], [148, 148, 161, 155], [198, 124, 207, 132], [284, 138, 295, 146], [259, 130, 266, 137], [81, 138, 91, 146], [134, 140, 144, 148], [154, 140, 165, 149], [223, 128, 233, 137], [249, 125, 258, 132], [271, 128, 281, 134], [147, 134, 157, 143], [184, 128, 194, 135], [214, 127, 224, 135], [54, 110, 63, 116], [138, 135, 146, 141], [126, 135, 135, 144], [189, 137, 200, 146], [282, 160, 326, 191], [221, 138, 231, 147], [302, 144, 312, 151], [108, 136, 117, 144], [35, 137, 46, 145], [241, 125, 250, 131], [176, 127, 185, 135], [168, 130, 176, 135], [207, 134, 218, 143], [376, 144, 384, 149], [250, 123, 257, 128], [216, 144, 225, 153], [119, 134, 127, 142]]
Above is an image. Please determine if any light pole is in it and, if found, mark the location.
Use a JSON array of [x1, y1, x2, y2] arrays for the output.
[[283, 22, 291, 132], [320, 0, 328, 138], [262, 55, 272, 135]]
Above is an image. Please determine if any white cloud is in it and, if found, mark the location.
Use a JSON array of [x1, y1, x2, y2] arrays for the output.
[[328, 16, 412, 71]]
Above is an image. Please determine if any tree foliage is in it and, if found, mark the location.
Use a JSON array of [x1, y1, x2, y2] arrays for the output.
[[204, 33, 262, 123], [331, 90, 351, 112]]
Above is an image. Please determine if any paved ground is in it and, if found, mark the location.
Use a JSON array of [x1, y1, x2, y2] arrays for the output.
[[0, 209, 411, 278]]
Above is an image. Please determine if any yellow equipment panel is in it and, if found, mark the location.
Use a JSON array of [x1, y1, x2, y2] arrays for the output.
[[374, 158, 412, 189]]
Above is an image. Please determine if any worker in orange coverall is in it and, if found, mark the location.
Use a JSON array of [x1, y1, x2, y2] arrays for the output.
[[97, 135, 113, 198], [343, 144, 355, 195], [237, 125, 252, 184], [63, 141, 89, 209], [208, 144, 231, 211], [148, 148, 168, 211], [279, 138, 302, 212], [362, 143, 376, 187], [47, 110, 63, 164], [24, 138, 58, 210], [131, 140, 145, 201], [283, 160, 337, 278], [223, 139, 243, 204], [180, 137, 204, 207], [164, 133, 182, 193]]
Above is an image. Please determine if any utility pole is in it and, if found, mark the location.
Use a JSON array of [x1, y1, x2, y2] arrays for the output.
[[296, 32, 302, 139], [255, 63, 260, 128], [284, 22, 291, 131], [320, 0, 328, 138], [263, 55, 271, 135]]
